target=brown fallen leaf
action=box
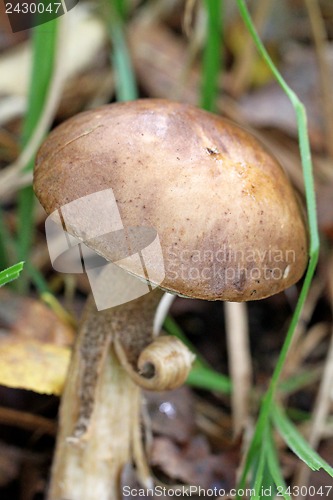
[0,4,112,126]
[317,180,333,240]
[0,290,74,395]
[0,441,21,488]
[0,289,73,345]
[0,440,47,497]
[151,435,228,489]
[239,44,333,150]
[129,20,200,105]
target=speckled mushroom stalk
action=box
[48,288,193,500]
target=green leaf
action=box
[164,315,209,367]
[106,0,138,101]
[201,0,223,112]
[272,404,333,477]
[248,426,278,500]
[266,428,291,500]
[0,262,25,287]
[279,367,322,394]
[250,442,266,500]
[187,364,231,394]
[17,15,59,291]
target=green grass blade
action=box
[286,407,312,423]
[238,242,319,495]
[106,1,138,101]
[200,0,223,112]
[187,364,232,394]
[235,0,319,492]
[25,261,50,294]
[113,0,128,20]
[246,425,289,500]
[272,404,333,476]
[250,433,267,500]
[164,315,209,367]
[20,22,58,151]
[266,427,291,500]
[17,14,58,289]
[0,209,14,269]
[0,262,25,287]
[279,367,322,394]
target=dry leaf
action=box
[239,44,333,149]
[151,435,226,489]
[317,180,333,239]
[0,4,111,125]
[129,21,200,104]
[0,290,74,395]
[0,441,21,487]
[0,339,70,395]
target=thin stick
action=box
[224,301,252,437]
[304,0,333,157]
[153,292,176,335]
[0,406,56,435]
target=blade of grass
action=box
[113,0,128,20]
[234,0,319,495]
[286,407,312,423]
[0,262,24,287]
[266,427,291,500]
[0,209,14,269]
[105,0,138,101]
[249,431,267,500]
[279,366,323,395]
[164,315,209,367]
[187,364,232,394]
[237,262,319,495]
[17,13,58,290]
[200,0,223,112]
[25,261,50,295]
[272,404,333,477]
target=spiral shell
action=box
[115,335,195,391]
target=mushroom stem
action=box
[48,289,165,500]
[48,288,194,499]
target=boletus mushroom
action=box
[34,99,308,500]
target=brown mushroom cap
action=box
[34,99,308,301]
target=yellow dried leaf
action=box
[0,339,70,395]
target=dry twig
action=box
[224,301,252,437]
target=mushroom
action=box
[33,99,308,500]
